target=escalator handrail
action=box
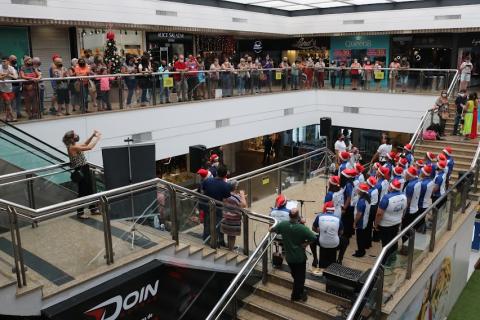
[0,119,68,157]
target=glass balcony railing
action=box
[0,67,458,123]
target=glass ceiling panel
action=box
[222,0,426,11]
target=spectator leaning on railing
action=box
[0,56,18,122]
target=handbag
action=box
[374,71,384,80]
[70,168,83,183]
[422,130,437,140]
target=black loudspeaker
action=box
[189,145,207,173]
[320,117,332,136]
[102,144,156,220]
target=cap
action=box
[210,154,219,162]
[355,163,365,174]
[51,53,60,61]
[404,143,413,152]
[437,160,447,170]
[373,162,381,170]
[323,201,335,213]
[416,159,425,167]
[387,151,397,161]
[422,165,433,176]
[196,168,209,178]
[399,157,408,167]
[406,166,418,177]
[358,183,370,193]
[443,146,453,156]
[339,151,351,161]
[390,179,402,191]
[342,168,357,178]
[437,154,447,162]
[426,152,436,162]
[275,194,287,208]
[378,166,390,178]
[329,176,340,186]
[393,166,404,176]
[367,176,377,187]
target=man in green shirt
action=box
[270,208,317,301]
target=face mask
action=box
[26,62,33,66]
[11,60,17,66]
[56,63,63,67]
[442,94,447,97]
[79,62,86,67]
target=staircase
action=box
[414,102,479,188]
[234,267,350,320]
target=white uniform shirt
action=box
[316,213,341,248]
[377,144,392,162]
[334,140,347,154]
[378,191,407,227]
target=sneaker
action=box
[77,214,89,220]
[352,251,366,258]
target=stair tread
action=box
[237,308,271,320]
[243,294,320,320]
[175,243,190,253]
[253,280,343,317]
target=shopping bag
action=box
[163,77,174,88]
[374,71,384,80]
[275,71,282,80]
[215,89,223,99]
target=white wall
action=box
[16,91,434,166]
[0,0,479,35]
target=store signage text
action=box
[84,280,159,320]
[157,32,185,42]
[253,40,263,53]
[294,37,320,50]
[345,40,372,48]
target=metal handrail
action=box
[233,147,327,182]
[346,162,475,320]
[0,67,459,84]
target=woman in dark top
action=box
[63,129,102,219]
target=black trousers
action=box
[355,228,367,255]
[365,204,378,247]
[320,246,337,268]
[337,235,350,264]
[76,164,96,215]
[342,206,355,239]
[287,260,306,300]
[379,224,400,265]
[401,208,424,244]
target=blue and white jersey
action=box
[344,182,354,208]
[368,187,379,206]
[315,213,342,248]
[446,155,455,177]
[419,177,435,209]
[378,191,407,227]
[426,160,437,179]
[351,176,364,207]
[433,171,446,198]
[333,189,344,218]
[324,191,334,203]
[355,198,371,230]
[270,207,290,222]
[375,177,390,201]
[405,178,421,214]
[405,153,414,166]
[392,175,405,188]
[338,160,352,176]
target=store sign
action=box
[157,32,185,42]
[253,40,263,53]
[294,37,320,50]
[345,39,373,49]
[262,177,270,185]
[42,261,216,320]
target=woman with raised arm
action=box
[63,130,102,219]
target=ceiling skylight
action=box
[222,0,426,11]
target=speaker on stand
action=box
[320,117,332,191]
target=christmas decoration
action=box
[197,35,236,56]
[104,31,122,73]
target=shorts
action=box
[56,88,70,105]
[461,73,471,82]
[0,92,14,102]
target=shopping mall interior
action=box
[0,0,480,319]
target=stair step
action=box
[237,308,271,320]
[242,294,319,320]
[237,255,249,265]
[189,246,204,256]
[214,250,228,261]
[175,243,190,254]
[267,273,350,307]
[251,281,344,319]
[418,140,478,148]
[202,247,217,259]
[415,145,475,156]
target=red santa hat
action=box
[210,154,219,162]
[196,168,209,178]
[443,146,453,156]
[421,165,433,176]
[390,179,402,191]
[367,176,377,187]
[342,168,357,178]
[358,183,370,193]
[329,176,340,186]
[339,151,351,161]
[406,166,418,177]
[404,143,413,152]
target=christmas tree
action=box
[104,31,122,73]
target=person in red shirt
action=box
[173,55,188,102]
[186,55,198,101]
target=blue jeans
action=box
[291,75,299,90]
[159,77,170,103]
[141,88,149,103]
[237,77,245,95]
[124,78,137,105]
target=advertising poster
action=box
[400,257,453,320]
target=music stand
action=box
[124,137,151,249]
[295,199,316,218]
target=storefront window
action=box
[331,35,390,66]
[79,29,144,57]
